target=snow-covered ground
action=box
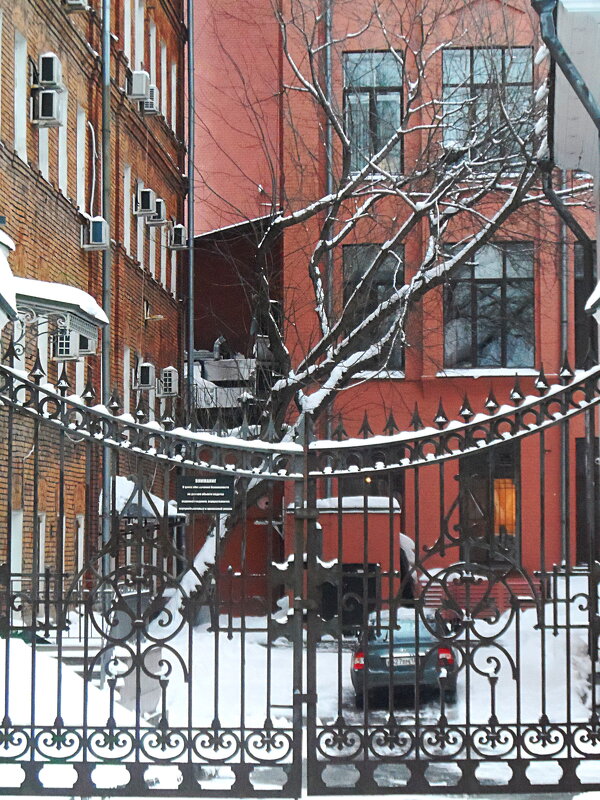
[2,578,600,792]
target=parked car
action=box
[350,608,457,709]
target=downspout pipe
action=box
[101,0,112,561]
[186,0,196,429]
[532,0,600,135]
[324,0,333,450]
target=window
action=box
[134,0,145,70]
[442,47,532,158]
[38,127,49,180]
[58,90,68,195]
[444,242,534,369]
[344,51,402,174]
[123,345,131,413]
[575,241,597,368]
[149,21,156,84]
[170,249,177,296]
[123,0,132,64]
[76,106,86,210]
[170,61,177,131]
[14,31,27,160]
[149,225,156,277]
[342,243,404,371]
[459,440,519,566]
[160,225,167,286]
[123,164,131,255]
[160,42,167,117]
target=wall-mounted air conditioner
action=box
[81,216,109,251]
[63,0,89,10]
[38,53,62,87]
[146,198,166,226]
[52,330,79,361]
[134,362,156,390]
[141,85,159,115]
[126,70,150,101]
[169,223,187,249]
[157,366,179,397]
[134,187,156,216]
[77,333,97,355]
[31,89,63,127]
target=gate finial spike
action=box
[459,393,474,422]
[332,415,348,441]
[384,408,400,436]
[584,346,596,371]
[135,394,146,424]
[211,409,224,437]
[510,376,524,404]
[534,364,549,395]
[358,411,373,439]
[485,387,499,413]
[56,361,71,396]
[434,399,448,429]
[239,406,251,440]
[81,370,96,405]
[559,352,574,383]
[161,398,175,431]
[29,350,46,384]
[263,412,278,443]
[410,403,423,431]
[2,339,17,366]
[108,388,122,415]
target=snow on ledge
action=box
[436,368,539,378]
[14,276,108,325]
[288,495,401,512]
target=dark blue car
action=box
[350,609,457,709]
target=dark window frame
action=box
[459,439,521,568]
[343,51,404,175]
[342,242,405,372]
[574,241,598,369]
[444,241,535,369]
[442,46,533,158]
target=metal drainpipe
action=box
[532,0,600,564]
[101,0,112,580]
[560,170,568,564]
[186,0,196,429]
[324,0,333,457]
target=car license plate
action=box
[387,655,416,666]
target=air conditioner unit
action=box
[32,89,62,127]
[135,362,156,390]
[126,70,150,101]
[134,187,157,216]
[77,333,97,355]
[141,85,160,115]
[81,216,109,251]
[169,223,187,250]
[52,330,79,361]
[38,53,62,87]
[146,198,166,226]
[157,366,179,397]
[63,0,89,10]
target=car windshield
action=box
[366,608,435,642]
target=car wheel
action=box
[355,692,364,710]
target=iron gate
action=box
[1,355,600,795]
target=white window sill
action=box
[353,370,405,380]
[436,368,538,378]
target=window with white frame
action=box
[38,127,49,180]
[160,225,167,286]
[444,242,534,369]
[149,21,156,84]
[123,0,132,64]
[170,61,177,131]
[134,0,145,70]
[76,106,86,210]
[160,42,167,117]
[14,31,27,160]
[170,249,176,296]
[149,225,156,278]
[123,164,131,255]
[343,51,403,174]
[442,47,532,158]
[58,90,68,195]
[123,345,131,413]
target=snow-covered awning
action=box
[14,277,108,330]
[0,231,17,330]
[99,476,182,519]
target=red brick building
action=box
[0,0,186,580]
[192,0,597,591]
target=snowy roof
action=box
[0,231,17,324]
[14,277,109,326]
[99,476,182,518]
